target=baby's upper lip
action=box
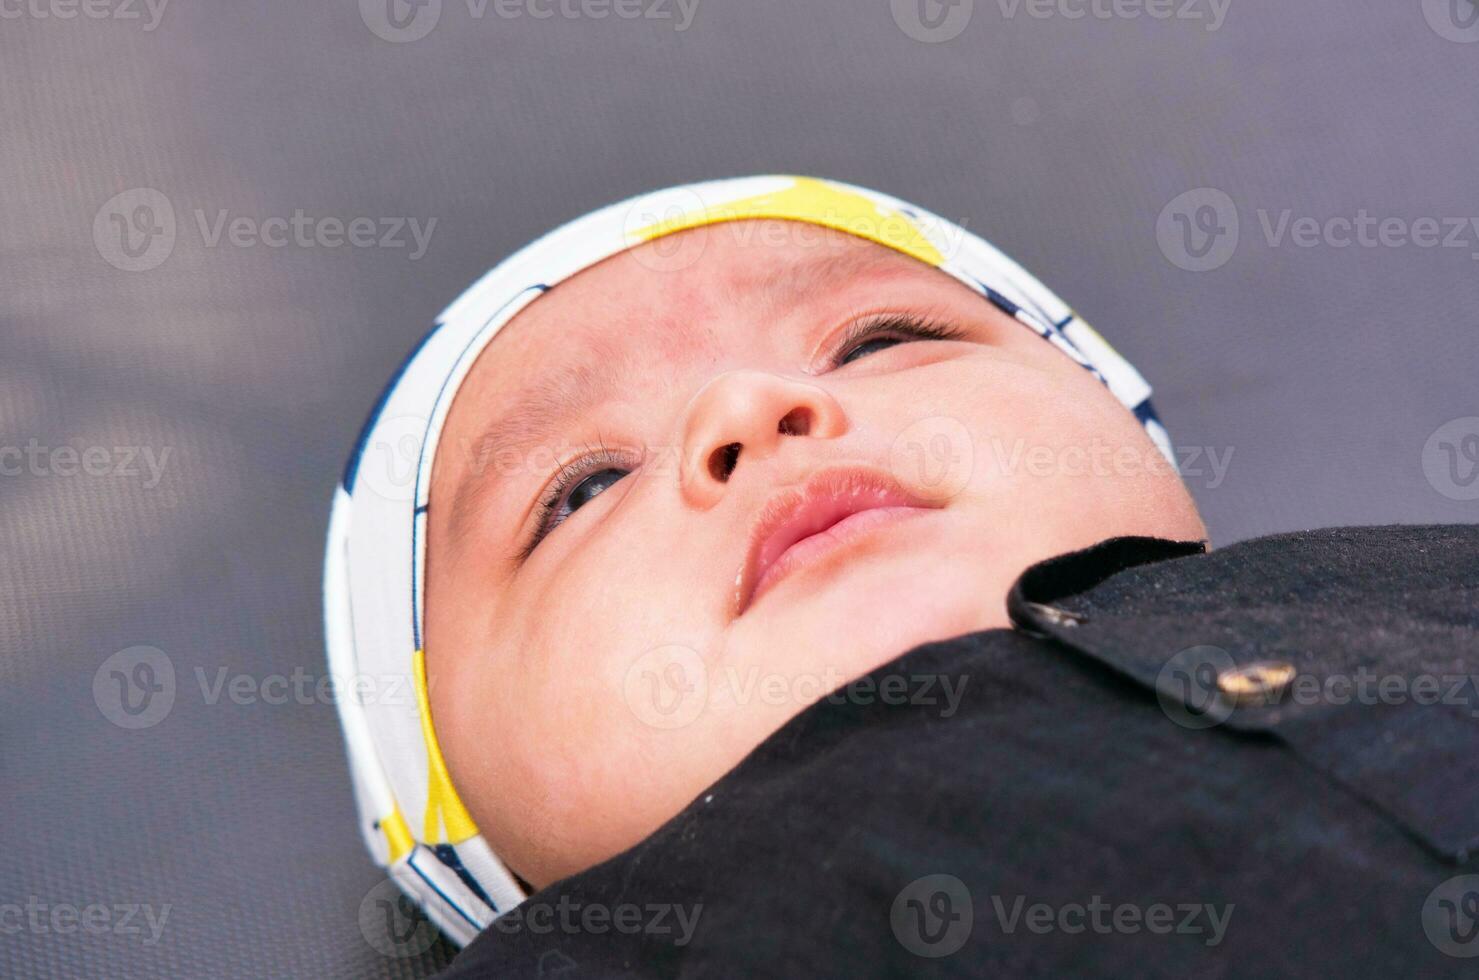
[732,465,939,617]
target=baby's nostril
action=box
[778,408,812,437]
[708,442,741,482]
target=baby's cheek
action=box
[507,588,692,767]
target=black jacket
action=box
[436,524,1479,978]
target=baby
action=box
[323,175,1207,945]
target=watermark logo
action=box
[360,0,443,42]
[892,874,973,957]
[94,187,176,272]
[891,0,974,43]
[538,950,579,974]
[359,878,440,958]
[623,644,709,729]
[359,414,427,503]
[890,415,974,503]
[1422,417,1479,501]
[94,645,176,729]
[1156,187,1239,272]
[1423,0,1479,42]
[620,186,713,273]
[1423,874,1479,957]
[1155,644,1236,729]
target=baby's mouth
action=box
[732,466,940,616]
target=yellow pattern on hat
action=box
[413,649,479,844]
[631,176,946,268]
[380,804,416,864]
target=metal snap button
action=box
[1026,602,1087,628]
[1216,660,1295,705]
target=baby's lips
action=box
[733,464,940,616]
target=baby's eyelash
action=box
[512,439,631,563]
[827,313,969,367]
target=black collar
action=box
[1008,534,1208,637]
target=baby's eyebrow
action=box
[448,347,632,540]
[747,243,911,315]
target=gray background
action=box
[3,0,1477,976]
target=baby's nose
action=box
[678,370,849,509]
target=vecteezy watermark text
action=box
[194,665,421,707]
[991,894,1234,946]
[0,898,171,946]
[623,645,970,730]
[993,0,1229,31]
[360,0,699,43]
[0,0,168,30]
[986,436,1233,489]
[1156,645,1479,730]
[618,192,973,273]
[0,440,171,488]
[193,209,437,260]
[1258,209,1479,259]
[359,876,701,959]
[891,0,1229,43]
[490,896,702,944]
[890,876,1233,958]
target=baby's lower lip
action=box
[746,506,933,611]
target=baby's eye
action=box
[828,314,969,370]
[519,449,633,561]
[835,335,907,366]
[562,468,626,517]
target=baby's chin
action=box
[718,514,1013,698]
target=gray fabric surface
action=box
[2,1,1476,976]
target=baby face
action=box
[424,219,1206,888]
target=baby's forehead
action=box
[487,221,934,367]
